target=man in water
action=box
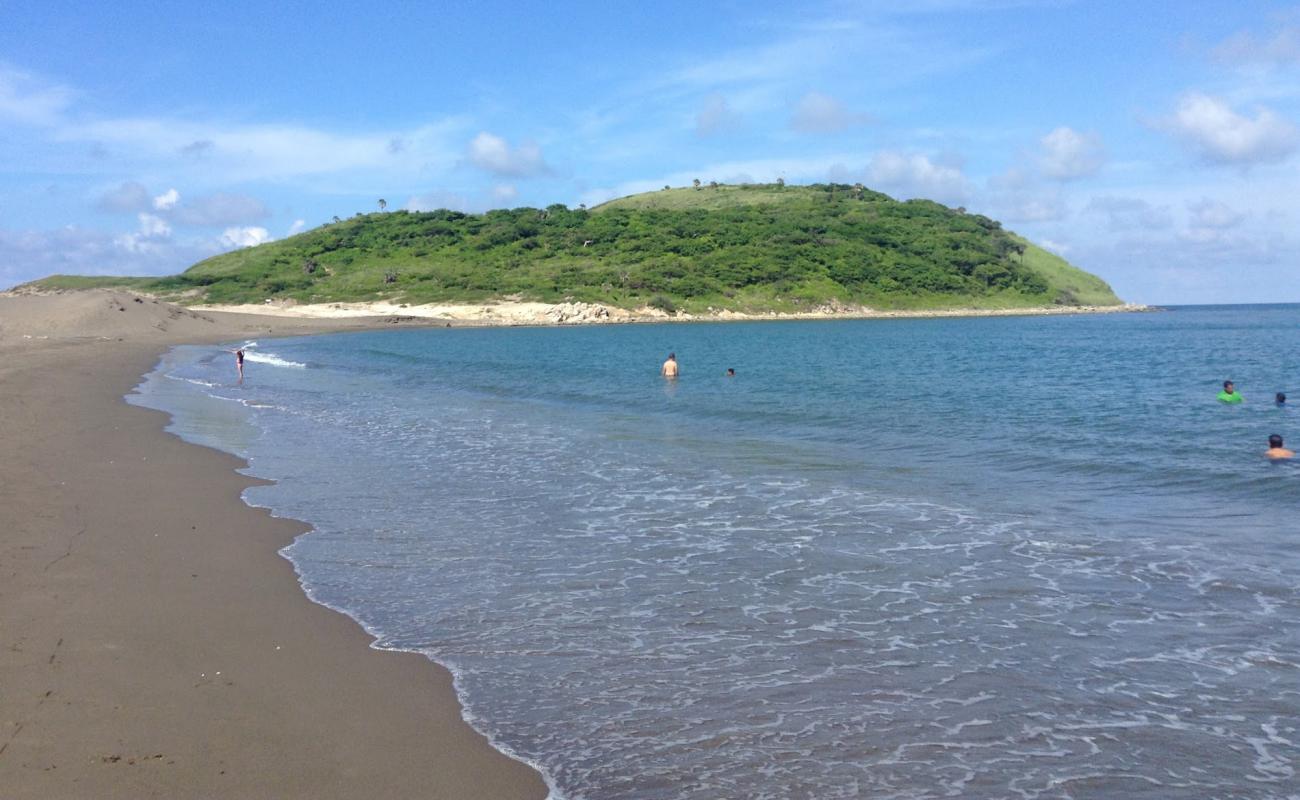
[1266,434,1294,460]
[726,368,735,377]
[1217,380,1243,404]
[661,352,679,378]
[1277,392,1287,407]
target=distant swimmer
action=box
[1266,434,1294,460]
[1277,392,1288,407]
[1217,380,1243,404]
[726,368,735,377]
[661,352,679,379]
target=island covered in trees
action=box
[28,182,1122,312]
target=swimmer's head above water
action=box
[1267,433,1295,459]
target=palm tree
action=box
[332,215,341,224]
[692,178,701,190]
[377,198,387,212]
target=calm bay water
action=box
[131,306,1300,799]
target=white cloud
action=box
[1162,92,1299,165]
[287,219,306,236]
[866,151,971,205]
[114,212,173,254]
[96,181,151,213]
[492,184,519,203]
[1038,126,1105,180]
[1084,196,1173,231]
[790,91,870,133]
[218,226,270,249]
[152,188,180,211]
[1038,238,1070,255]
[695,94,743,137]
[467,132,548,177]
[138,213,171,238]
[0,66,74,126]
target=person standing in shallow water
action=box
[1217,380,1242,404]
[661,352,679,379]
[228,348,245,383]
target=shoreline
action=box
[1,290,547,798]
[195,298,1152,327]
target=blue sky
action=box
[2,0,1299,303]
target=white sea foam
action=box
[242,350,307,369]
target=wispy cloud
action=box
[790,91,871,134]
[695,94,743,137]
[404,190,471,212]
[0,65,74,126]
[1083,195,1172,231]
[96,181,152,213]
[1211,17,1300,66]
[1,65,470,184]
[174,192,270,226]
[985,168,1066,222]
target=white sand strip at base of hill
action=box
[197,299,1151,326]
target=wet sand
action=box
[0,291,547,799]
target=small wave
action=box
[164,374,222,388]
[243,351,307,369]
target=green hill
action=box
[27,183,1122,311]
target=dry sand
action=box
[0,291,547,799]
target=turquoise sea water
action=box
[131,306,1300,799]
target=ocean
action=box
[129,306,1300,799]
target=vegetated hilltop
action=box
[29,183,1121,311]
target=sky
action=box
[2,0,1299,303]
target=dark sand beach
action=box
[0,291,547,799]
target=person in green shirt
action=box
[1217,380,1243,404]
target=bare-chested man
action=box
[661,352,679,378]
[1266,434,1294,460]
